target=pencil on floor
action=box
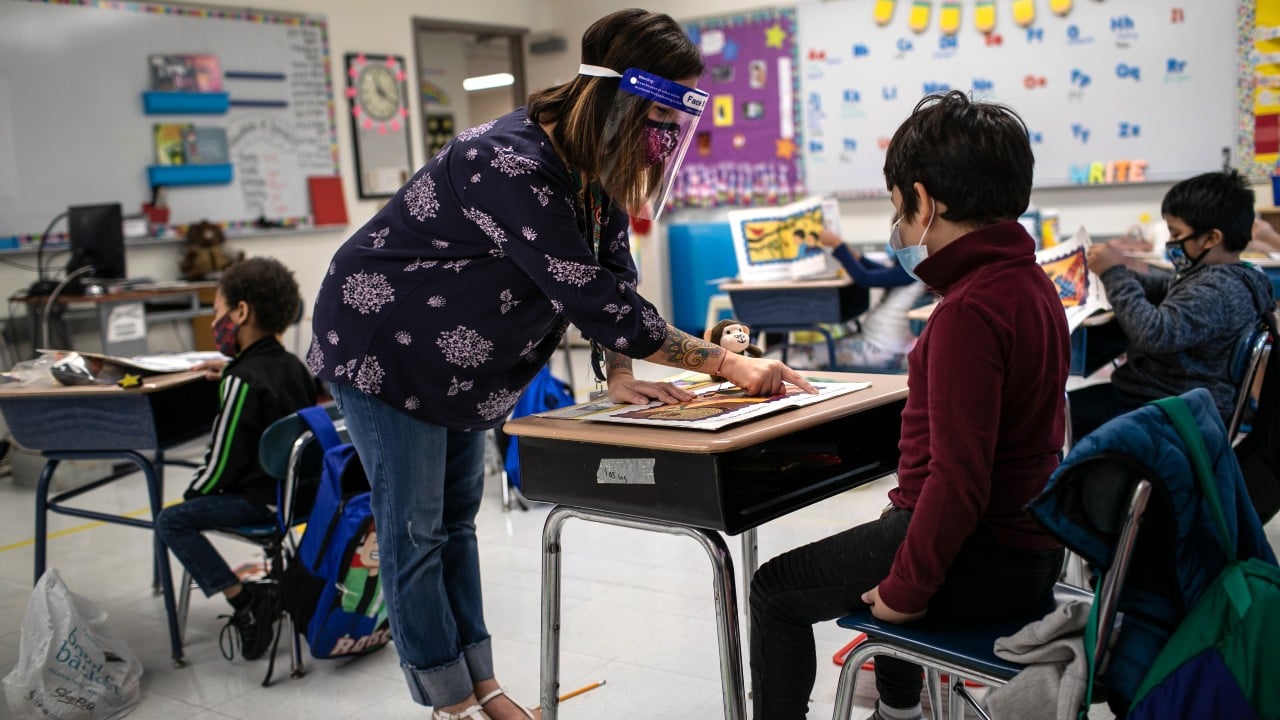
[534,679,607,710]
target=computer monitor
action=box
[66,202,125,282]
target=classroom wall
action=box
[1,0,1266,360]
[0,0,553,356]
[531,0,1272,326]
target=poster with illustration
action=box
[728,195,841,282]
[1035,227,1111,332]
[670,9,804,209]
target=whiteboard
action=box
[796,0,1244,197]
[0,0,338,242]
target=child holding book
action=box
[1072,170,1275,441]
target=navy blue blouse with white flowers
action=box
[309,109,667,430]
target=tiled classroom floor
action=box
[0,440,897,720]
[1,349,1275,719]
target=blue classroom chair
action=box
[832,458,1153,720]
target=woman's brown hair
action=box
[527,9,703,212]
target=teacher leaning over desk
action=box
[308,9,814,720]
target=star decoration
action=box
[117,373,142,389]
[775,138,797,159]
[765,24,786,49]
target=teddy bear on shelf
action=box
[704,319,763,382]
[179,220,243,280]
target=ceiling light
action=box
[463,73,514,91]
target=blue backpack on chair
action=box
[285,406,391,659]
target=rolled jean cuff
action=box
[402,654,474,708]
[462,637,494,684]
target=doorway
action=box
[412,19,528,158]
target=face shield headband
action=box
[579,64,708,222]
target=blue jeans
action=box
[331,382,491,708]
[155,494,275,596]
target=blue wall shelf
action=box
[147,164,233,187]
[141,91,230,114]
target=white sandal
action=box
[478,687,537,719]
[431,704,490,720]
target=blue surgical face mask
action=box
[1163,232,1207,274]
[889,199,936,281]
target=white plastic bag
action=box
[3,569,143,720]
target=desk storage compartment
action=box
[520,439,728,530]
[727,283,869,327]
[519,396,904,535]
[718,399,903,532]
[1,395,158,451]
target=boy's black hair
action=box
[884,90,1034,227]
[1160,170,1254,252]
[219,257,300,335]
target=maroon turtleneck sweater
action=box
[877,220,1070,615]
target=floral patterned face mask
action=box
[213,312,240,357]
[642,119,681,166]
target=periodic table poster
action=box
[669,10,805,210]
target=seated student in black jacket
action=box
[156,257,317,661]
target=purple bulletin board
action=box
[670,9,804,211]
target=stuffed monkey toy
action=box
[703,319,763,381]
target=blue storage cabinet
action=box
[667,223,739,337]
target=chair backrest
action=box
[259,402,346,531]
[1227,319,1273,443]
[1055,458,1153,678]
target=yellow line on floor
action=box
[0,499,181,554]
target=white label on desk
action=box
[596,458,656,485]
[106,302,147,343]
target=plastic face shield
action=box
[586,65,708,221]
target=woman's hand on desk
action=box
[861,584,927,624]
[720,353,818,396]
[191,359,227,381]
[606,376,695,406]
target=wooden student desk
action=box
[504,372,908,720]
[0,370,220,665]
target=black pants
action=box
[749,507,1063,719]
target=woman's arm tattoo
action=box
[604,350,632,376]
[659,325,719,370]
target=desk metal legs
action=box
[541,506,747,720]
[34,450,186,667]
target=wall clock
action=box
[345,53,413,198]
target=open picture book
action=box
[535,374,871,431]
[727,195,844,283]
[1035,226,1112,333]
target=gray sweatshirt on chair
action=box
[1101,261,1274,422]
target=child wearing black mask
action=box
[156,257,316,662]
[1073,170,1275,441]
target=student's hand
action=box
[720,353,817,396]
[861,584,926,624]
[1086,243,1123,275]
[191,359,227,381]
[1252,217,1280,252]
[607,376,695,405]
[817,228,845,250]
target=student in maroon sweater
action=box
[749,91,1070,720]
